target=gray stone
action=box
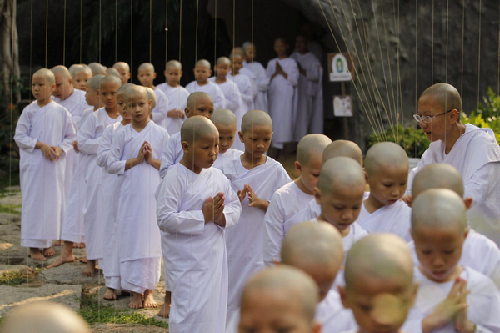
[0,284,82,317]
[41,261,106,285]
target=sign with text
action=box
[327,53,354,82]
[333,95,353,117]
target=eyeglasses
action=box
[413,109,453,124]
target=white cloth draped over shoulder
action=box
[228,72,255,112]
[219,156,291,326]
[266,58,299,149]
[243,60,269,112]
[403,267,500,333]
[186,81,227,110]
[53,89,90,129]
[290,52,323,140]
[14,101,76,248]
[150,88,169,130]
[262,181,314,266]
[156,84,189,135]
[159,132,182,178]
[356,200,412,242]
[407,125,500,245]
[78,108,121,261]
[213,149,243,170]
[156,164,241,333]
[316,290,357,333]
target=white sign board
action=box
[333,96,352,117]
[330,54,352,82]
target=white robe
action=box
[107,121,169,293]
[403,266,500,333]
[408,229,500,290]
[156,84,189,135]
[14,101,76,248]
[96,122,124,290]
[228,73,254,112]
[219,156,291,325]
[156,164,241,333]
[151,87,169,131]
[243,60,269,112]
[209,78,245,152]
[266,58,299,148]
[213,149,243,170]
[316,290,357,333]
[159,132,182,178]
[186,81,226,110]
[290,52,323,140]
[53,89,90,129]
[407,125,500,245]
[78,108,121,260]
[356,200,412,242]
[262,181,315,266]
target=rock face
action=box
[283,0,500,145]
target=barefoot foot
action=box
[144,290,157,308]
[43,247,56,257]
[82,260,96,277]
[47,253,75,269]
[128,292,144,309]
[52,240,62,246]
[80,255,87,263]
[157,302,170,318]
[103,288,117,300]
[75,242,86,248]
[29,248,46,261]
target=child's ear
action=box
[192,68,196,75]
[164,70,168,77]
[463,197,473,209]
[238,131,244,143]
[153,73,157,79]
[179,70,183,78]
[464,227,470,240]
[364,170,369,183]
[127,72,131,79]
[313,187,321,204]
[96,89,99,96]
[208,69,212,75]
[294,161,303,175]
[184,108,191,118]
[181,141,189,151]
[337,285,350,309]
[312,322,322,333]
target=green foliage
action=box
[79,297,168,328]
[462,87,500,143]
[367,124,430,158]
[0,269,37,285]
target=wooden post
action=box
[341,82,348,139]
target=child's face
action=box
[216,63,230,79]
[72,72,90,91]
[52,73,73,100]
[216,123,237,154]
[412,226,466,283]
[239,125,273,159]
[193,65,211,83]
[185,98,214,119]
[239,288,319,333]
[126,92,151,122]
[84,85,100,108]
[165,67,182,86]
[185,133,219,170]
[316,185,364,233]
[367,164,408,206]
[31,75,55,102]
[231,57,243,74]
[100,81,120,109]
[116,92,131,119]
[296,153,323,193]
[340,277,416,333]
[295,36,308,54]
[137,68,156,87]
[274,40,288,57]
[115,67,130,85]
[245,46,256,61]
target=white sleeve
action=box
[263,192,285,266]
[214,85,227,109]
[14,108,37,152]
[59,110,77,153]
[464,163,493,208]
[257,66,270,92]
[77,114,99,155]
[97,126,113,168]
[106,129,126,175]
[287,62,299,87]
[159,136,177,178]
[221,176,242,229]
[239,78,254,104]
[307,59,322,83]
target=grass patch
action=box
[0,204,21,214]
[79,296,168,328]
[0,269,37,285]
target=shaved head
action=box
[297,134,332,165]
[241,109,272,134]
[86,74,104,92]
[117,82,135,94]
[88,62,105,76]
[242,42,255,52]
[420,83,462,115]
[166,60,182,70]
[282,221,343,271]
[241,266,318,324]
[344,234,413,291]
[322,140,362,165]
[72,66,91,78]
[365,142,408,176]
[181,116,218,144]
[33,68,55,85]
[231,47,244,56]
[0,301,91,333]
[68,64,83,75]
[106,67,120,78]
[51,65,71,80]
[124,85,147,101]
[413,164,464,199]
[229,52,243,61]
[412,189,467,234]
[211,108,237,126]
[318,157,365,195]
[187,92,212,110]
[145,88,157,108]
[138,63,155,72]
[100,75,122,88]
[195,59,211,70]
[112,62,130,71]
[217,57,231,65]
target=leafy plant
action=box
[367,124,430,158]
[475,87,500,119]
[461,88,500,143]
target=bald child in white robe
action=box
[242,42,269,112]
[263,134,331,266]
[281,222,357,333]
[407,164,500,289]
[186,59,226,110]
[211,108,243,170]
[219,110,291,326]
[156,116,241,333]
